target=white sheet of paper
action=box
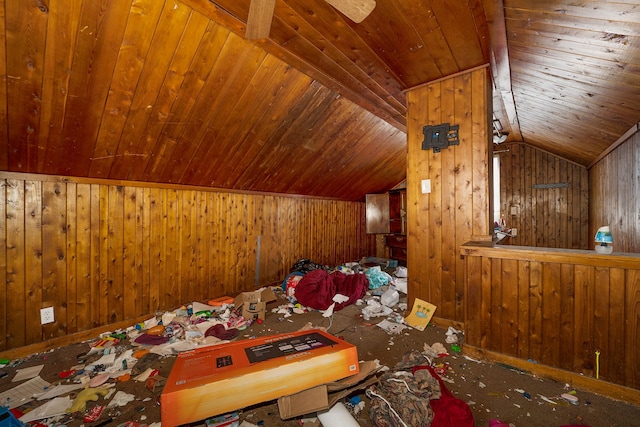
[0,376,51,409]
[19,396,72,423]
[36,383,84,401]
[12,364,44,382]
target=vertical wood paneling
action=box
[463,246,640,390]
[498,143,589,249]
[0,181,7,350]
[590,130,640,253]
[0,173,374,352]
[406,66,491,323]
[24,181,42,343]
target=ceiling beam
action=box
[484,0,522,142]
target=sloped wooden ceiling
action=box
[1,0,639,201]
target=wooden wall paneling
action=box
[148,187,162,312]
[24,181,43,344]
[137,187,150,317]
[0,1,7,170]
[490,258,502,353]
[528,261,543,362]
[454,74,473,320]
[427,82,443,312]
[98,185,110,324]
[608,268,626,385]
[89,184,101,328]
[75,183,92,331]
[470,69,491,239]
[573,264,595,376]
[440,77,457,319]
[625,269,640,388]
[5,180,26,348]
[65,183,78,334]
[541,262,561,367]
[480,256,492,349]
[166,189,181,305]
[0,181,6,350]
[500,258,519,356]
[123,187,137,319]
[107,186,125,324]
[516,260,530,359]
[593,267,610,381]
[195,191,207,299]
[464,255,482,347]
[462,245,640,391]
[559,264,575,371]
[42,181,67,339]
[523,142,533,246]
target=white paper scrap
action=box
[12,364,44,382]
[0,376,51,409]
[19,396,72,423]
[36,383,84,401]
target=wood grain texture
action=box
[0,172,375,353]
[406,66,492,323]
[462,243,640,390]
[589,129,640,254]
[497,142,589,249]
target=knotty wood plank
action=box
[440,77,456,319]
[0,3,7,170]
[65,183,77,334]
[55,0,131,176]
[465,256,483,347]
[480,256,492,349]
[107,186,125,324]
[528,261,543,362]
[136,187,148,317]
[427,81,443,311]
[501,258,519,356]
[41,182,67,339]
[76,183,93,331]
[5,0,47,171]
[559,263,575,371]
[593,267,610,380]
[24,181,42,344]
[89,0,165,179]
[470,68,490,239]
[39,0,82,174]
[541,263,561,367]
[0,181,6,350]
[625,269,640,388]
[123,187,137,319]
[517,260,530,359]
[608,268,626,385]
[113,2,200,180]
[148,187,163,311]
[490,258,503,353]
[165,189,181,307]
[98,185,110,325]
[90,184,101,328]
[573,264,594,376]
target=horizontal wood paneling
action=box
[462,243,640,390]
[589,128,640,254]
[0,172,375,352]
[497,143,589,249]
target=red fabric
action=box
[413,365,475,427]
[294,269,368,311]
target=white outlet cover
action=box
[421,179,431,194]
[40,307,54,325]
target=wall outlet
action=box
[511,228,517,237]
[40,307,55,325]
[421,179,431,194]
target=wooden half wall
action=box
[405,66,492,322]
[461,243,640,395]
[0,172,375,353]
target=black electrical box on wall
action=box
[422,123,459,152]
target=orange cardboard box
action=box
[160,329,359,427]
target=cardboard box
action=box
[277,360,380,419]
[161,329,359,427]
[233,287,277,320]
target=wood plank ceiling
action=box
[1,0,639,201]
